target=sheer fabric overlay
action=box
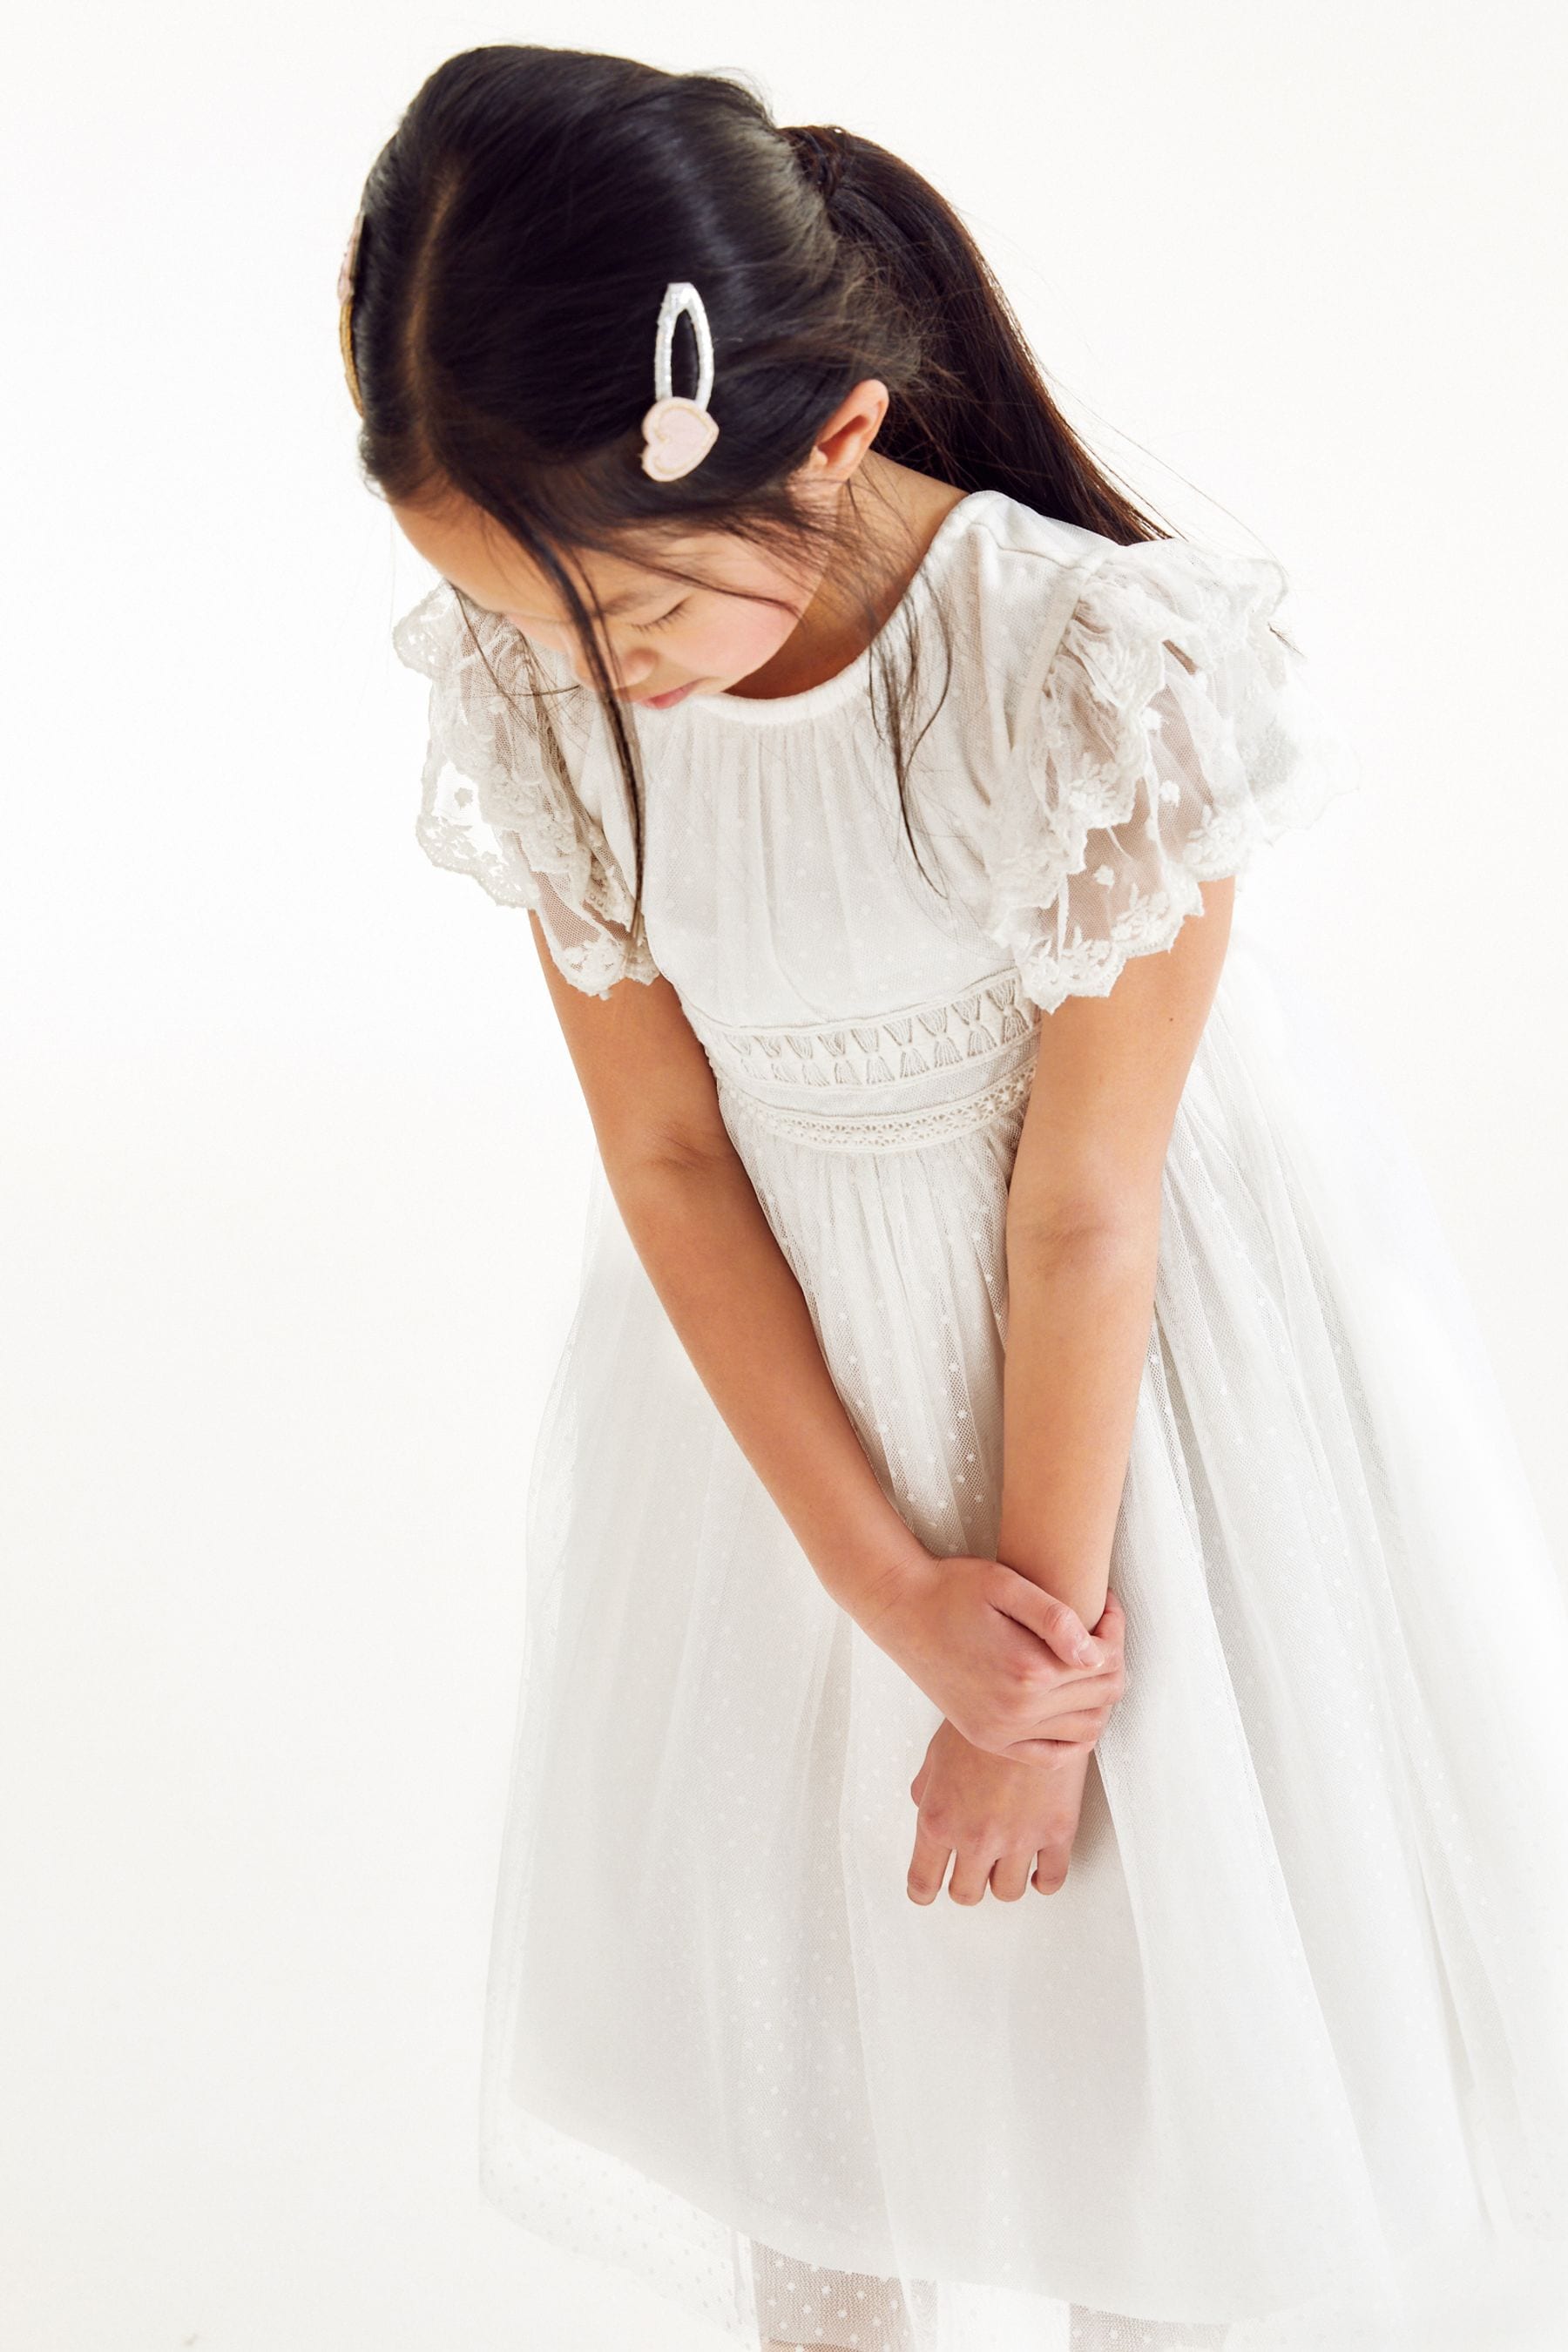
[984,538,1359,1012]
[394,493,1568,2349]
[391,585,657,996]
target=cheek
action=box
[689,601,798,672]
[507,601,801,680]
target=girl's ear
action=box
[801,379,892,486]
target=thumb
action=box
[1092,1588,1126,1645]
[993,1571,1102,1668]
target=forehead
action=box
[391,494,729,623]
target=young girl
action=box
[338,44,1568,2352]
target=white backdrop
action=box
[3,7,1565,2349]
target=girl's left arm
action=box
[904,877,1239,1904]
[996,875,1238,1634]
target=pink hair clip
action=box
[337,206,365,307]
[640,281,720,482]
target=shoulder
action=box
[923,497,1361,1010]
[392,578,657,999]
[952,488,1110,572]
[941,491,1112,685]
[948,492,1301,717]
[934,494,1279,769]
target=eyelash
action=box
[644,601,688,633]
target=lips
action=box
[633,680,699,709]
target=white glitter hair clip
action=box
[336,205,364,305]
[640,280,720,481]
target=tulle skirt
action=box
[474,914,1568,2350]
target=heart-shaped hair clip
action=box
[640,281,720,482]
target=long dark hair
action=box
[345,45,1172,937]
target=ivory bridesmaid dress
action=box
[393,490,1568,2350]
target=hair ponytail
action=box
[776,123,1161,542]
[348,50,1172,940]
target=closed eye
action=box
[644,601,688,632]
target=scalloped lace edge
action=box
[985,543,1361,1013]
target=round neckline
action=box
[687,489,997,727]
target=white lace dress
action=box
[393,491,1568,2352]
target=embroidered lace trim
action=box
[985,538,1361,1014]
[391,579,659,999]
[685,967,1040,1091]
[715,1059,1037,1155]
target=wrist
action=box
[995,1525,1111,1637]
[813,1513,932,1632]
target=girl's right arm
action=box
[529,917,1123,1761]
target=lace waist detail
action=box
[684,967,1039,1090]
[715,1058,1037,1154]
[688,966,1042,1156]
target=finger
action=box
[1037,1667,1121,1713]
[946,1846,995,1906]
[1032,1846,1071,1896]
[992,1575,1105,1669]
[906,1825,952,1905]
[1028,1706,1111,1743]
[1006,1733,1097,1767]
[1092,1588,1126,1641]
[1024,1657,1124,1724]
[990,1850,1033,1903]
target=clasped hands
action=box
[855,1549,1126,1909]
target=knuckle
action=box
[1017,1668,1051,1713]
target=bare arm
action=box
[529,913,1113,1755]
[997,877,1238,1631]
[528,913,925,1625]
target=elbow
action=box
[600,1121,742,1215]
[1004,1190,1162,1269]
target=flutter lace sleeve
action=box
[391,579,659,1000]
[983,538,1360,1013]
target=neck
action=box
[736,457,966,700]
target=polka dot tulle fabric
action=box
[395,493,1568,2348]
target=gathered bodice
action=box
[392,485,1360,1158]
[679,964,1043,1155]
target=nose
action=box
[571,650,658,694]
